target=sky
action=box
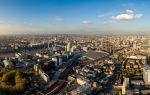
[0,0,149,35]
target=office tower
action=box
[143,66,150,84]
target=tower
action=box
[143,66,150,84]
[67,42,72,52]
[48,41,50,50]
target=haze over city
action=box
[1,0,150,95]
[0,0,149,35]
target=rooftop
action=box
[83,51,109,60]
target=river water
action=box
[0,48,48,58]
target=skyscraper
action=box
[67,42,72,52]
[143,66,150,84]
[48,41,50,50]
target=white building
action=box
[122,78,129,95]
[35,52,43,57]
[34,64,50,83]
[82,47,88,52]
[133,41,137,49]
[143,66,150,84]
[128,55,147,64]
[15,53,22,58]
[3,59,13,68]
[52,56,63,67]
[48,41,50,50]
[71,45,76,52]
[67,42,72,52]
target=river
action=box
[0,48,48,58]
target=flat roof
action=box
[83,51,109,60]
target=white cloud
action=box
[97,12,115,18]
[112,10,143,21]
[82,20,92,24]
[55,16,64,22]
[126,9,134,14]
[112,14,134,21]
[135,14,143,18]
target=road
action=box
[44,53,81,95]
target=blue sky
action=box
[0,0,149,35]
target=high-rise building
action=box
[67,42,72,52]
[143,66,150,84]
[71,45,76,52]
[48,41,50,50]
[122,78,129,95]
[133,41,137,49]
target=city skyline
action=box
[0,0,149,35]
